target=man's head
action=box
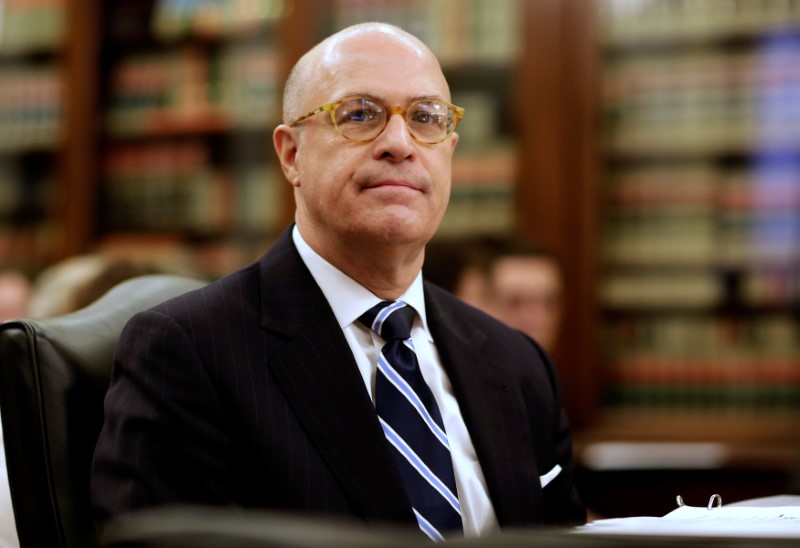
[273,23,460,273]
[489,245,564,353]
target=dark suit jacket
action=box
[91,225,584,533]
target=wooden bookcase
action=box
[517,0,799,440]
[588,0,800,436]
[575,0,800,517]
[85,0,296,276]
[0,0,72,273]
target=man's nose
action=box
[373,113,415,160]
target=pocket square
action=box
[539,464,562,488]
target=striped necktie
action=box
[359,300,463,541]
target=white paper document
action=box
[577,504,800,538]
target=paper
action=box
[576,504,800,538]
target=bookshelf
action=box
[556,4,800,517]
[594,0,800,435]
[0,0,68,273]
[542,0,800,517]
[94,0,293,276]
[489,0,800,513]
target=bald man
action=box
[91,23,584,540]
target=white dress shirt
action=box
[292,225,498,537]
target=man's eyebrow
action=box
[337,92,447,104]
[411,94,448,103]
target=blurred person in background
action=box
[423,236,497,315]
[488,241,564,354]
[424,237,564,354]
[0,270,31,323]
[27,255,167,318]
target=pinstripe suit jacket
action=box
[91,225,584,532]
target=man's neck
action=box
[297,224,424,300]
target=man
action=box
[91,23,584,541]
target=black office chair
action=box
[0,274,207,548]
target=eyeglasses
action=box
[289,96,465,144]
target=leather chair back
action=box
[0,274,206,548]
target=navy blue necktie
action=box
[359,300,463,541]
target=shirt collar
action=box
[292,225,431,338]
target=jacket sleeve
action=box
[90,308,234,527]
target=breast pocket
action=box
[539,464,562,488]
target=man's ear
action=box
[273,124,301,187]
[449,131,460,153]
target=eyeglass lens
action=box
[334,98,455,143]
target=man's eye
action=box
[343,108,379,123]
[412,111,440,125]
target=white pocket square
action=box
[539,464,562,488]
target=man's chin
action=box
[369,211,441,244]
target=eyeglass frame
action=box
[288,96,465,145]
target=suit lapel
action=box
[256,228,414,524]
[424,285,543,526]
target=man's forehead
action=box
[319,25,426,64]
[312,40,448,102]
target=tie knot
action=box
[359,300,415,340]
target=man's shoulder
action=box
[149,262,261,317]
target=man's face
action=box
[492,256,564,352]
[286,31,458,253]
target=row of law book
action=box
[608,163,800,211]
[0,0,65,54]
[151,0,288,40]
[604,160,800,269]
[604,50,799,96]
[601,0,800,45]
[102,142,283,235]
[605,312,800,362]
[604,353,800,415]
[600,265,800,308]
[439,149,516,237]
[332,0,521,66]
[0,65,62,151]
[605,45,800,154]
[106,45,279,136]
[602,213,800,269]
[603,379,800,413]
[438,188,514,237]
[607,107,800,155]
